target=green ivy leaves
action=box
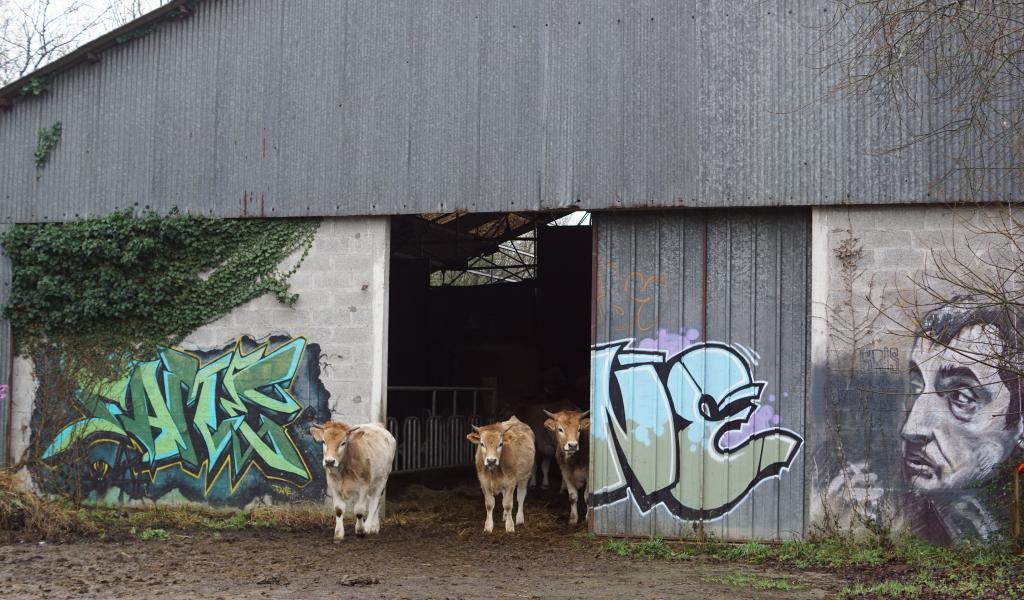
[1,210,318,368]
[34,122,62,169]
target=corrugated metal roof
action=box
[0,0,1015,223]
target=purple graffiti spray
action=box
[0,384,7,403]
[636,327,702,356]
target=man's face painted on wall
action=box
[902,324,1022,492]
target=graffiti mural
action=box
[592,338,803,520]
[824,298,1024,544]
[31,335,330,506]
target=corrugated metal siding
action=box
[0,224,11,466]
[591,209,808,540]
[0,0,1006,224]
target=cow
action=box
[543,409,590,525]
[516,399,580,489]
[466,416,536,533]
[309,420,397,541]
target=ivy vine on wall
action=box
[1,209,318,373]
[34,121,62,168]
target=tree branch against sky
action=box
[0,0,168,86]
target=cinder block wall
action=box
[7,217,389,507]
[180,217,389,425]
[808,205,1019,544]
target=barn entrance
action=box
[386,211,592,488]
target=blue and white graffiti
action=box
[591,339,803,520]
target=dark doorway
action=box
[386,211,592,480]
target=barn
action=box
[0,0,1020,545]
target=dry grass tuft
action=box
[0,469,88,540]
[250,503,332,531]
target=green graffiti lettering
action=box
[43,338,313,493]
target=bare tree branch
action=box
[823,1,1024,196]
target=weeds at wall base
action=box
[1,472,336,542]
[602,535,1024,600]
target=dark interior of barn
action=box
[387,211,591,486]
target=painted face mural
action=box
[31,335,330,506]
[591,339,803,520]
[904,324,1021,492]
[825,298,1024,544]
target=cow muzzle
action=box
[564,442,579,454]
[485,457,499,468]
[323,458,337,468]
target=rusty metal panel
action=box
[591,209,808,541]
[0,0,1010,224]
[0,224,11,466]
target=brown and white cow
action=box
[309,421,397,541]
[517,399,580,489]
[543,409,590,525]
[466,416,536,533]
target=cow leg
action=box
[483,487,496,533]
[333,498,347,541]
[565,478,579,525]
[528,460,538,489]
[540,457,551,489]
[502,484,516,533]
[515,479,528,526]
[365,480,386,535]
[353,489,369,537]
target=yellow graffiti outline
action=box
[44,337,315,496]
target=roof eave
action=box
[0,0,197,105]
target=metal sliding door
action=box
[591,209,808,540]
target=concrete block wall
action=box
[7,216,389,506]
[809,205,1021,544]
[180,216,389,425]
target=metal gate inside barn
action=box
[590,209,808,540]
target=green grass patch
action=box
[139,528,169,541]
[840,581,919,598]
[604,534,1024,600]
[605,537,694,559]
[703,573,807,591]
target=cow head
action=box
[309,421,361,470]
[544,409,590,456]
[466,423,514,469]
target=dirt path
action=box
[0,483,852,599]
[0,528,848,600]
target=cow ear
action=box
[544,418,557,431]
[309,426,324,442]
[581,418,591,431]
[466,432,480,444]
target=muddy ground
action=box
[0,482,850,600]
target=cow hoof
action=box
[356,531,366,538]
